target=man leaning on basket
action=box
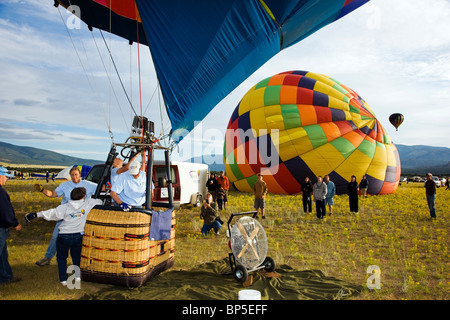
[25,187,102,286]
[110,160,150,211]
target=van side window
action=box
[155,167,177,184]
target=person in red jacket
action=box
[0,167,22,285]
[216,171,229,210]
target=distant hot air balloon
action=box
[389,113,404,131]
[224,71,401,195]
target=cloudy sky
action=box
[0,0,449,163]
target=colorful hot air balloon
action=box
[224,71,401,195]
[389,113,404,131]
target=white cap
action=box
[129,160,141,175]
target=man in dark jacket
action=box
[206,173,219,201]
[301,177,313,213]
[0,167,22,285]
[424,173,437,219]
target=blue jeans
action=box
[56,233,83,282]
[0,228,13,284]
[201,221,222,236]
[45,220,62,259]
[426,194,436,219]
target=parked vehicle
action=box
[85,161,209,208]
[152,160,208,208]
[432,176,441,187]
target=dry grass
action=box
[1,179,448,300]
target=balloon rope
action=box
[136,19,146,170]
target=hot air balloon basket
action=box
[80,206,175,288]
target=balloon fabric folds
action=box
[55,0,369,142]
[224,71,401,195]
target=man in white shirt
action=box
[110,160,148,210]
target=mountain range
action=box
[0,141,101,167]
[1,141,449,175]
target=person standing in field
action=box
[424,173,437,220]
[301,177,313,214]
[324,175,335,216]
[313,176,327,219]
[359,175,369,198]
[33,166,98,266]
[348,175,359,213]
[253,174,268,219]
[0,167,22,285]
[206,172,219,201]
[216,171,229,210]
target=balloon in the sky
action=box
[224,71,401,195]
[55,0,370,142]
[389,113,404,131]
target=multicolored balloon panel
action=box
[224,71,401,195]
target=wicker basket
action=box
[80,206,175,288]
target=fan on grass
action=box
[229,216,275,282]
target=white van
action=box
[152,160,209,208]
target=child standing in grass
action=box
[25,187,102,286]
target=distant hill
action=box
[1,141,448,175]
[396,144,450,175]
[188,144,450,175]
[0,141,102,167]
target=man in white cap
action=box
[0,167,22,284]
[110,160,147,210]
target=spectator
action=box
[253,174,268,219]
[206,173,219,201]
[0,167,22,285]
[301,177,313,213]
[359,175,369,198]
[200,193,221,236]
[216,187,225,211]
[313,176,327,219]
[216,171,229,210]
[34,166,97,266]
[348,175,359,213]
[424,173,437,220]
[324,175,335,216]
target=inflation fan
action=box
[227,212,275,283]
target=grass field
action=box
[1,179,448,300]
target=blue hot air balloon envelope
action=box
[55,0,370,142]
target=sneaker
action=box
[262,215,266,219]
[36,257,51,266]
[61,281,67,286]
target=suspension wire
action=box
[91,31,131,135]
[56,6,113,138]
[99,30,138,118]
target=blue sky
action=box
[0,0,449,162]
